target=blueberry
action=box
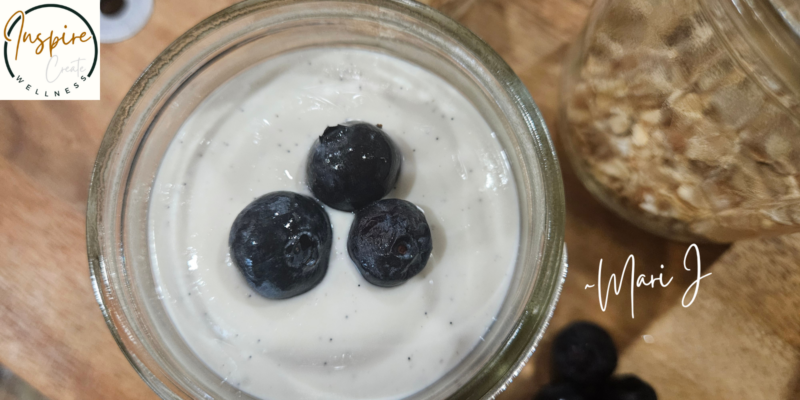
[533,383,586,400]
[601,375,657,400]
[347,199,432,287]
[552,322,618,385]
[306,122,401,211]
[229,192,332,299]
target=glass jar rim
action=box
[87,0,567,398]
[703,0,800,108]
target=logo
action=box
[1,1,99,100]
[584,244,712,319]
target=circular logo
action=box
[3,4,98,98]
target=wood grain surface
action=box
[1,0,794,399]
[616,233,800,399]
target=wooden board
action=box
[615,233,800,399]
[4,0,790,399]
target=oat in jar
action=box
[560,0,800,242]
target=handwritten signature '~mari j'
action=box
[584,244,712,318]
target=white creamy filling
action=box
[149,48,520,400]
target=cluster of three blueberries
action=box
[229,122,433,299]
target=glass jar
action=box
[560,0,800,242]
[86,0,567,399]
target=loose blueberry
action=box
[306,122,402,211]
[533,383,585,400]
[552,321,618,385]
[601,375,657,400]
[229,191,332,299]
[347,199,432,287]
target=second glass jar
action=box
[560,0,800,242]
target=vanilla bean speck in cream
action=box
[149,48,520,400]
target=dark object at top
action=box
[306,122,401,211]
[101,0,126,15]
[348,199,432,287]
[228,192,332,299]
[552,321,618,385]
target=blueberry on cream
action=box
[229,191,332,299]
[307,122,401,212]
[348,199,432,287]
[149,49,519,400]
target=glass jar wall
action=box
[560,0,800,242]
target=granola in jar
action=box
[560,0,800,242]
